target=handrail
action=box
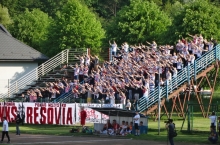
[53,91,73,103]
[3,49,68,98]
[2,48,87,99]
[139,44,220,112]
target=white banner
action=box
[0,102,123,125]
[75,103,123,124]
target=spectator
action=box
[133,111,140,136]
[208,126,218,144]
[126,99,131,110]
[209,111,217,128]
[80,107,87,128]
[109,40,117,56]
[101,120,112,134]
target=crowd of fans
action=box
[21,34,218,107]
[97,120,145,136]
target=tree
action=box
[38,0,68,18]
[45,0,105,57]
[0,0,18,17]
[0,4,12,28]
[9,9,52,52]
[170,0,220,42]
[107,0,171,44]
[81,0,130,19]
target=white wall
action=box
[0,62,38,96]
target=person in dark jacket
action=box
[15,111,21,135]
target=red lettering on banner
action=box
[40,107,46,124]
[5,107,10,121]
[48,103,60,108]
[35,103,40,107]
[41,103,46,107]
[27,107,33,124]
[47,108,53,124]
[11,106,17,122]
[5,102,15,106]
[66,108,72,124]
[48,104,53,108]
[62,107,65,125]
[34,107,39,124]
[55,108,60,124]
[0,107,4,121]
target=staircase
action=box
[1,48,88,101]
[139,44,220,114]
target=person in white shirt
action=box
[133,111,140,136]
[209,111,217,127]
[1,117,10,143]
[123,42,129,53]
[126,99,131,110]
[109,40,117,56]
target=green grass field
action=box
[6,117,215,144]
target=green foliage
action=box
[38,0,68,18]
[0,4,12,28]
[9,9,52,52]
[0,0,18,16]
[45,0,105,57]
[169,0,220,42]
[107,0,171,44]
[82,0,130,19]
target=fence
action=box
[139,44,220,112]
[0,48,88,99]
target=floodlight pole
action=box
[158,64,161,135]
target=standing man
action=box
[109,40,117,61]
[133,111,140,136]
[1,117,10,143]
[16,111,21,135]
[80,107,87,128]
[209,111,217,129]
[166,119,175,145]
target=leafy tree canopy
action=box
[9,9,52,52]
[170,0,220,42]
[44,0,105,57]
[107,0,171,44]
[0,4,12,28]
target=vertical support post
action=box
[166,80,168,98]
[187,65,190,84]
[8,79,10,99]
[194,61,197,83]
[61,51,64,64]
[109,47,112,62]
[191,105,193,131]
[21,100,24,125]
[215,46,217,60]
[66,49,69,65]
[187,104,190,132]
[158,68,161,135]
[16,81,18,93]
[42,64,44,76]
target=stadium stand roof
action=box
[0,24,49,62]
[89,107,147,118]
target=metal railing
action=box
[139,44,220,112]
[1,48,88,99]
